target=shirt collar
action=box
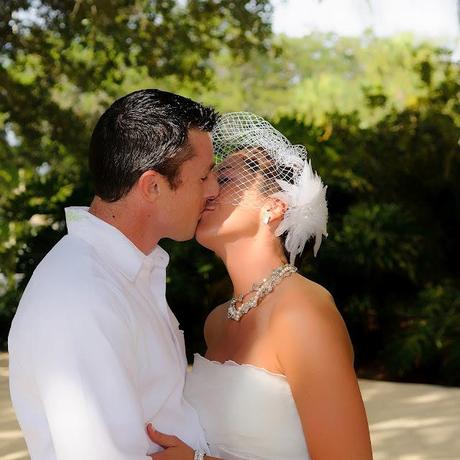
[65,206,169,282]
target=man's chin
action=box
[194,223,211,248]
[195,215,209,235]
[169,226,197,243]
[194,232,212,250]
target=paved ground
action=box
[1,352,459,460]
[0,354,28,460]
[359,379,460,459]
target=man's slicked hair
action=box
[89,89,218,202]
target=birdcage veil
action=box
[212,112,328,263]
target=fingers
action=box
[146,423,156,443]
[146,423,180,448]
[150,453,166,460]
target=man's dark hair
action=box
[89,89,218,202]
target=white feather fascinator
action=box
[212,112,328,263]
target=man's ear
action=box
[137,170,161,203]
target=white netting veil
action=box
[212,112,328,264]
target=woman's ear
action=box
[260,198,288,225]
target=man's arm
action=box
[32,285,151,459]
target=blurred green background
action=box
[1,0,459,386]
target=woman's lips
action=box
[199,207,213,223]
[201,199,218,216]
[203,203,217,212]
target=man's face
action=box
[158,129,219,241]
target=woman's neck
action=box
[219,238,288,298]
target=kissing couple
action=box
[9,89,373,459]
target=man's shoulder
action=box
[10,235,133,351]
[17,235,127,319]
[31,234,116,288]
[35,233,96,275]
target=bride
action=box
[148,113,373,460]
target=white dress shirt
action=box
[8,206,209,460]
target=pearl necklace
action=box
[227,264,297,321]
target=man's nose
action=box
[205,171,220,200]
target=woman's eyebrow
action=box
[215,164,233,173]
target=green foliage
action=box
[199,32,454,125]
[0,0,273,345]
[1,1,459,385]
[331,203,421,279]
[385,281,460,385]
[265,57,459,384]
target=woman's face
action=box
[195,151,267,251]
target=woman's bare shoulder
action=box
[274,273,335,314]
[271,274,354,362]
[203,303,228,348]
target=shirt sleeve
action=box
[31,281,151,460]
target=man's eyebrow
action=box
[208,161,216,171]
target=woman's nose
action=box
[205,171,220,199]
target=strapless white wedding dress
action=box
[184,354,311,460]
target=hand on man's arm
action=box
[147,425,221,460]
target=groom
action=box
[8,89,219,459]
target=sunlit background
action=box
[274,0,458,41]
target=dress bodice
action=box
[184,354,311,460]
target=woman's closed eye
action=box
[217,175,231,186]
[200,172,214,182]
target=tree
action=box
[2,3,460,385]
[0,0,273,345]
[272,58,460,384]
